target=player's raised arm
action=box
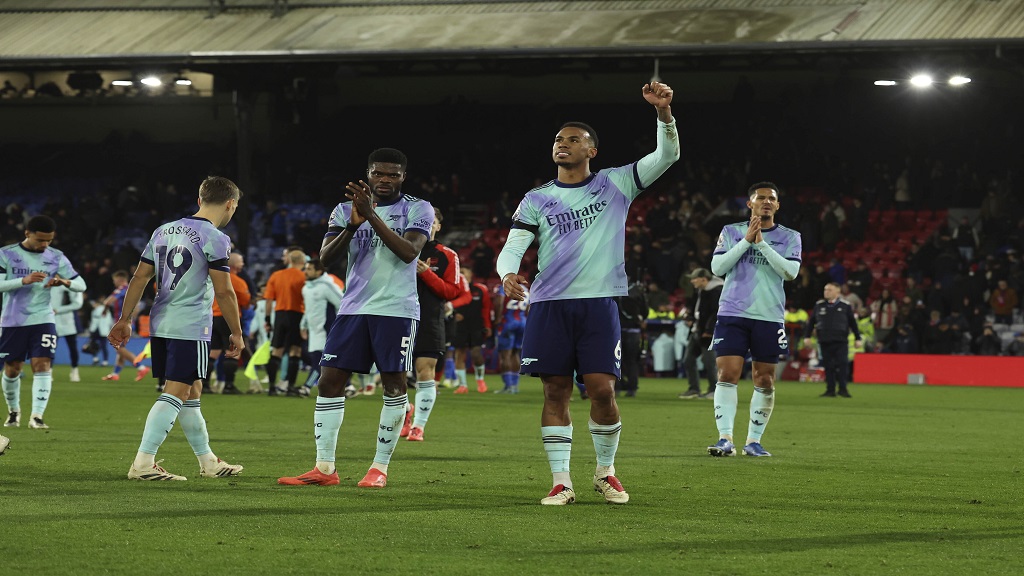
[642,81,675,123]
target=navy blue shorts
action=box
[320,314,417,374]
[496,321,526,351]
[150,337,210,385]
[0,323,57,362]
[520,298,621,378]
[711,315,787,363]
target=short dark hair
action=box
[26,215,56,233]
[305,258,324,272]
[368,148,408,170]
[559,122,598,148]
[113,269,129,279]
[433,207,443,223]
[748,181,780,199]
[199,176,242,205]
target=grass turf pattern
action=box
[1,366,1021,575]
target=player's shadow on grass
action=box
[682,526,1024,552]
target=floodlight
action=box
[140,76,162,87]
[175,78,192,86]
[910,74,933,87]
[111,80,134,87]
[948,76,971,86]
[874,80,897,86]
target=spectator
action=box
[291,220,320,256]
[847,197,868,242]
[905,242,928,283]
[925,280,949,316]
[644,281,670,312]
[973,325,1003,356]
[989,279,1018,324]
[962,298,987,340]
[943,309,971,354]
[894,168,911,209]
[263,201,289,246]
[1007,332,1024,356]
[923,320,957,355]
[625,243,647,282]
[870,288,899,343]
[850,307,875,363]
[469,241,495,282]
[820,207,840,252]
[846,261,873,303]
[932,245,961,289]
[839,283,864,312]
[788,271,817,311]
[784,302,809,349]
[887,323,919,354]
[0,80,17,98]
[951,216,979,263]
[827,258,847,285]
[903,277,923,306]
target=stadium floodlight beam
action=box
[949,76,971,86]
[111,80,133,87]
[910,74,933,87]
[874,80,897,86]
[140,76,162,87]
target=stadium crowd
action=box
[2,85,1023,388]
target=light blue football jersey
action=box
[325,194,433,320]
[0,242,80,328]
[714,222,802,322]
[511,165,644,303]
[140,216,232,341]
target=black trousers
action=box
[683,335,717,394]
[820,340,850,393]
[618,330,642,392]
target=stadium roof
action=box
[2,0,1024,68]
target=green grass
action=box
[2,366,1022,575]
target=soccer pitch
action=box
[2,366,1021,575]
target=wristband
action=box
[264,316,271,325]
[345,222,361,232]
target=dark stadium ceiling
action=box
[1,0,1024,79]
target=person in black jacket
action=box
[805,282,862,398]
[679,268,722,399]
[615,279,648,397]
